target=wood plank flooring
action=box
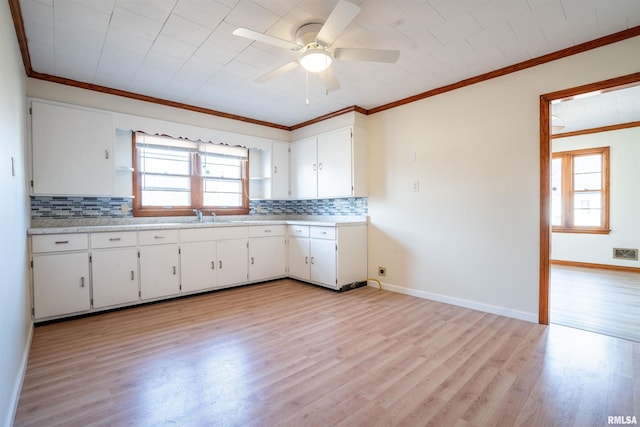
[15,279,640,426]
[550,265,640,342]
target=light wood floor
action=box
[15,279,640,426]
[550,265,640,342]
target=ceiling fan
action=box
[232,0,400,93]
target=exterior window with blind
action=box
[551,146,610,233]
[133,133,249,217]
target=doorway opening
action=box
[539,72,640,341]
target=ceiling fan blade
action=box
[255,61,300,83]
[334,48,400,63]
[233,28,301,51]
[316,0,361,46]
[319,67,340,92]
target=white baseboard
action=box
[367,280,538,323]
[5,323,33,427]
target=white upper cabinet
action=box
[317,127,353,198]
[290,136,319,199]
[271,141,290,199]
[249,141,290,200]
[31,101,115,196]
[290,126,367,199]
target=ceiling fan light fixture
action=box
[300,47,332,73]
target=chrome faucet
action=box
[193,209,203,222]
[211,211,217,222]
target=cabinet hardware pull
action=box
[130,271,135,280]
[305,256,309,264]
[264,229,271,233]
[251,257,254,265]
[318,162,323,170]
[313,163,317,171]
[211,261,215,270]
[320,231,327,234]
[154,235,165,239]
[105,149,110,159]
[80,276,85,287]
[109,237,121,241]
[54,240,69,244]
[172,266,176,275]
[274,166,278,173]
[296,229,302,232]
[310,257,315,264]
[219,260,223,269]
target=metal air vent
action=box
[613,248,638,260]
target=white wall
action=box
[552,127,640,267]
[0,2,31,426]
[366,36,640,322]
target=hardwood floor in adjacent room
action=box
[15,279,640,426]
[550,264,640,343]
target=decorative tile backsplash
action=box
[31,196,367,219]
[31,197,133,218]
[250,198,368,216]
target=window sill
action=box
[552,227,611,235]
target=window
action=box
[133,133,249,217]
[551,146,609,233]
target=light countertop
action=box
[28,216,368,235]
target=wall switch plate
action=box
[413,180,420,192]
[409,151,416,162]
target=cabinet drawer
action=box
[249,225,286,237]
[288,225,310,237]
[139,229,178,245]
[310,226,336,240]
[32,233,88,253]
[90,231,137,248]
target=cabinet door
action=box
[310,239,337,287]
[92,248,139,308]
[290,137,317,199]
[181,241,217,293]
[33,252,90,319]
[31,101,114,196]
[249,236,286,281]
[217,239,248,287]
[271,141,290,199]
[317,128,352,198]
[288,236,310,280]
[139,244,180,300]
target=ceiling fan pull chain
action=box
[306,70,310,105]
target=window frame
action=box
[551,146,610,234]
[132,133,249,217]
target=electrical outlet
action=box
[378,266,386,277]
[412,180,420,192]
[120,203,129,214]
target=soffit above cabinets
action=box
[16,0,640,128]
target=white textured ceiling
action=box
[17,0,640,127]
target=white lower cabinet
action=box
[310,238,337,286]
[31,233,90,320]
[180,240,217,293]
[30,222,367,321]
[139,230,180,300]
[217,239,248,287]
[249,225,286,282]
[287,224,367,290]
[91,248,139,308]
[33,252,90,319]
[90,231,139,309]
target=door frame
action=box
[538,72,640,324]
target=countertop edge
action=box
[28,219,368,235]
